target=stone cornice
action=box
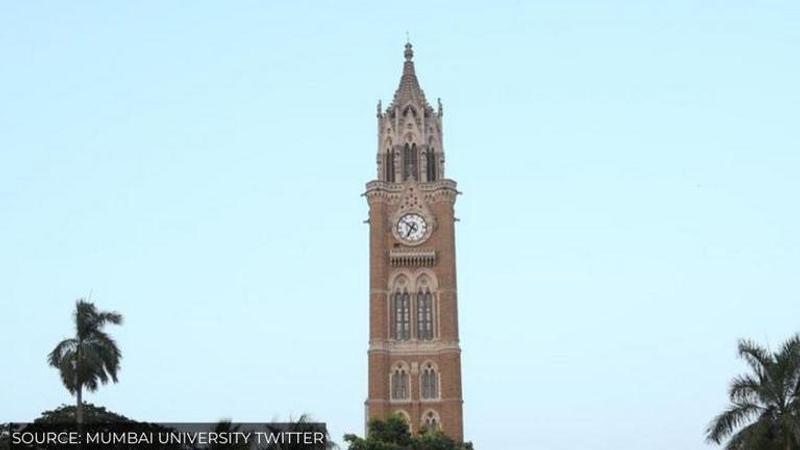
[368,339,461,355]
[364,180,458,205]
[390,249,436,267]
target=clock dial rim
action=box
[396,212,429,243]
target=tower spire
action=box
[392,41,427,106]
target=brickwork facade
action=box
[364,43,464,442]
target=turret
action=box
[376,43,445,183]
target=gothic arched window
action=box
[391,289,411,341]
[403,143,418,181]
[421,410,440,433]
[403,144,411,180]
[426,148,437,182]
[394,410,411,426]
[385,149,395,182]
[411,144,418,180]
[420,362,439,400]
[390,364,409,400]
[416,288,434,340]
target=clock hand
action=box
[406,222,417,237]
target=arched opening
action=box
[416,288,434,340]
[390,363,410,401]
[426,147,437,182]
[403,143,418,181]
[385,149,396,182]
[420,362,439,400]
[390,287,411,341]
[394,410,411,425]
[421,410,440,433]
[416,275,436,340]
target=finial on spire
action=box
[392,39,426,106]
[404,37,413,61]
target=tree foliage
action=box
[47,299,123,424]
[48,300,123,395]
[0,404,163,450]
[32,402,133,424]
[344,415,473,450]
[706,335,800,450]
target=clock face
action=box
[397,213,428,243]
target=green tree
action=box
[6,403,181,450]
[344,415,472,450]
[208,420,252,450]
[706,335,800,450]
[47,299,123,425]
[263,414,337,450]
[32,402,132,424]
[411,432,472,450]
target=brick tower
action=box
[364,42,464,441]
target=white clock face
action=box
[397,213,428,242]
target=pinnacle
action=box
[391,42,428,107]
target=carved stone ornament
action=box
[389,183,435,245]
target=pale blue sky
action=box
[1,1,799,449]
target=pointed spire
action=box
[392,41,427,107]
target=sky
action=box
[1,1,799,449]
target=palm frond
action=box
[50,299,124,400]
[779,334,800,359]
[48,339,78,368]
[777,335,800,403]
[706,402,762,443]
[56,354,78,394]
[728,374,761,404]
[97,311,123,326]
[738,339,772,375]
[722,420,769,450]
[710,336,800,450]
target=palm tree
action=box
[48,299,123,425]
[208,420,252,450]
[263,414,337,450]
[706,335,800,450]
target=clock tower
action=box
[364,42,464,441]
